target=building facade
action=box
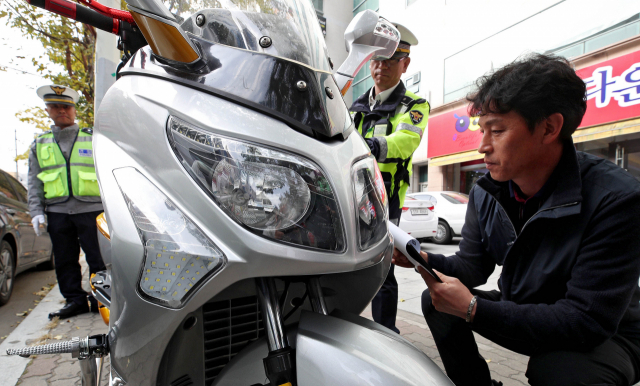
[371,0,640,194]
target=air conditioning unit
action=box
[406,71,421,93]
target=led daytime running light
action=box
[114,167,225,308]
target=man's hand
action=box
[420,268,476,321]
[365,138,380,159]
[32,215,45,237]
[392,248,429,268]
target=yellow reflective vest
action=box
[35,129,101,205]
[350,84,430,219]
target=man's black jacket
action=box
[428,140,640,353]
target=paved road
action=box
[0,267,57,340]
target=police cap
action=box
[36,85,79,106]
[391,22,418,59]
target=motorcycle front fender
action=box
[212,310,453,386]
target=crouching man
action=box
[394,54,640,385]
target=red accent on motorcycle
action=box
[112,18,119,35]
[76,0,136,24]
[45,0,77,19]
[373,161,387,207]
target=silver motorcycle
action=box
[8,0,453,385]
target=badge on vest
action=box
[78,149,93,157]
[374,124,388,137]
[410,110,424,125]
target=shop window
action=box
[353,0,379,13]
[553,44,584,60]
[352,69,374,101]
[418,165,429,191]
[575,133,640,182]
[459,160,487,194]
[551,19,640,59]
[584,21,640,53]
[419,165,428,183]
[311,0,323,15]
[442,164,456,192]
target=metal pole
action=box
[255,278,288,351]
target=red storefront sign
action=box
[428,50,640,159]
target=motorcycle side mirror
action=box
[335,10,400,96]
[125,0,201,65]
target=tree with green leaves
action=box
[1,0,96,160]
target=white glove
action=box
[32,215,45,237]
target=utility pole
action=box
[14,127,18,176]
[94,0,121,114]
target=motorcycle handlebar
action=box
[76,0,135,25]
[27,0,120,34]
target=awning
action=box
[429,150,483,167]
[571,117,640,143]
[428,117,640,167]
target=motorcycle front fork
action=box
[255,277,327,386]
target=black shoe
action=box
[491,381,503,386]
[48,301,90,320]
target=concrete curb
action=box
[0,284,64,386]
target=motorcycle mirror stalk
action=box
[335,9,401,96]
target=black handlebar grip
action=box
[27,0,117,34]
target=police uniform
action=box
[28,85,105,319]
[349,24,430,332]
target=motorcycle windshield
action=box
[161,0,331,72]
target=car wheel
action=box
[37,250,55,271]
[433,221,453,245]
[0,240,16,306]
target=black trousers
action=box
[372,217,400,333]
[421,289,640,386]
[372,264,399,333]
[47,211,106,306]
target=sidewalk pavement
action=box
[0,240,629,385]
[0,257,109,386]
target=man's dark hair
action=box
[467,53,587,139]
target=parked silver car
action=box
[0,170,54,306]
[408,191,469,244]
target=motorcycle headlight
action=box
[113,167,226,308]
[167,116,345,252]
[351,156,388,250]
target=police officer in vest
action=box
[28,85,105,320]
[350,24,429,333]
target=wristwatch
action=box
[466,296,478,323]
